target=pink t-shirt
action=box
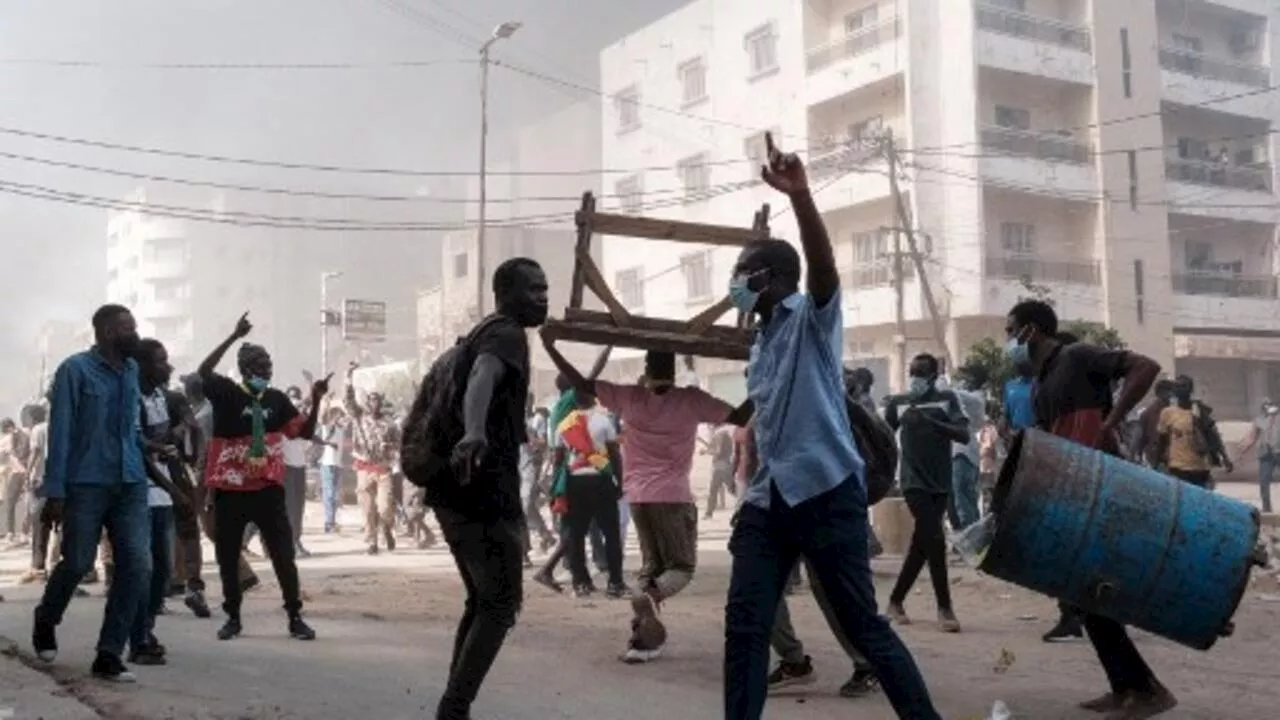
[596,381,733,504]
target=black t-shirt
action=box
[441,314,530,521]
[204,373,299,438]
[1033,343,1128,450]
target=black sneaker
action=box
[767,656,817,693]
[146,633,167,657]
[91,652,137,683]
[185,590,212,619]
[604,582,630,599]
[1043,616,1084,643]
[572,583,597,598]
[839,668,879,698]
[367,544,379,556]
[289,615,316,641]
[127,644,166,666]
[32,615,57,662]
[217,618,243,641]
[384,529,396,552]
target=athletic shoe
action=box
[839,668,880,698]
[127,644,166,666]
[1043,615,1084,643]
[32,614,57,662]
[217,618,243,641]
[289,615,316,641]
[767,656,817,693]
[91,652,136,683]
[185,590,212,619]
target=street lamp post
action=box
[320,271,343,377]
[476,20,522,319]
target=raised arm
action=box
[540,333,596,399]
[586,345,613,381]
[1106,354,1161,436]
[343,363,362,419]
[762,132,839,306]
[199,312,252,382]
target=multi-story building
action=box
[598,0,1280,417]
[107,188,435,382]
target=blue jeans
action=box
[321,465,342,530]
[725,479,940,720]
[1260,454,1275,514]
[950,456,980,530]
[131,505,174,649]
[36,482,151,658]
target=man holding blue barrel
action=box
[1005,299,1176,719]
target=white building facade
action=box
[600,0,1280,417]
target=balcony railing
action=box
[1159,46,1270,88]
[1173,271,1278,299]
[975,4,1091,53]
[981,125,1092,165]
[806,18,901,74]
[807,139,883,181]
[986,254,1102,286]
[1165,156,1273,193]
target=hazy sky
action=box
[0,0,684,401]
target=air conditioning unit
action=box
[1230,28,1261,54]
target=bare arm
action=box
[726,400,754,427]
[1105,355,1161,434]
[541,336,595,399]
[586,345,613,381]
[606,440,624,491]
[791,191,839,306]
[198,332,239,383]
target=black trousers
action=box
[1058,604,1159,695]
[212,485,302,618]
[1168,467,1212,490]
[436,506,523,720]
[564,474,623,587]
[889,490,952,611]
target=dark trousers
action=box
[31,498,54,570]
[283,466,307,547]
[889,490,952,611]
[212,485,302,618]
[724,479,940,720]
[564,474,623,586]
[1168,467,1212,490]
[1057,604,1158,694]
[436,507,523,720]
[131,506,174,648]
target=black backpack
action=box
[846,396,898,505]
[400,318,499,503]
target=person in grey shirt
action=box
[947,377,987,531]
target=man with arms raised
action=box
[722,135,941,719]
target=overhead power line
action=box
[0,57,475,71]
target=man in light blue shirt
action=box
[33,304,151,683]
[723,134,940,720]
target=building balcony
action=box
[977,126,1098,197]
[808,146,892,213]
[137,298,189,320]
[1165,157,1277,223]
[1173,271,1277,300]
[985,254,1101,286]
[983,253,1104,320]
[138,257,188,281]
[1160,46,1274,119]
[804,18,903,107]
[975,4,1093,86]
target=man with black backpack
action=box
[400,257,548,720]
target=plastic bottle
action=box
[988,700,1012,720]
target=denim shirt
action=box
[39,349,146,499]
[744,291,865,509]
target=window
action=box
[453,252,468,279]
[615,85,640,132]
[744,23,779,78]
[1126,150,1139,210]
[676,153,711,201]
[853,230,888,263]
[849,115,884,148]
[1000,222,1036,255]
[678,57,707,106]
[994,105,1031,131]
[615,174,644,213]
[1172,34,1203,53]
[681,252,713,300]
[1177,137,1209,160]
[1133,259,1145,325]
[844,5,879,33]
[615,268,644,308]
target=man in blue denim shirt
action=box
[33,304,151,683]
[723,134,941,720]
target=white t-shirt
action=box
[283,437,311,468]
[140,390,173,508]
[320,424,346,467]
[554,409,618,476]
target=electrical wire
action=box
[0,57,476,71]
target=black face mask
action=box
[1173,389,1192,403]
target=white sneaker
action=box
[621,644,664,664]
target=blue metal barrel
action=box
[980,429,1261,650]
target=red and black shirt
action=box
[1034,343,1129,453]
[202,373,304,492]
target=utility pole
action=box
[476,21,522,319]
[884,129,954,371]
[892,228,908,392]
[320,271,342,378]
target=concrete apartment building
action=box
[107,188,433,381]
[418,100,608,398]
[599,0,1280,417]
